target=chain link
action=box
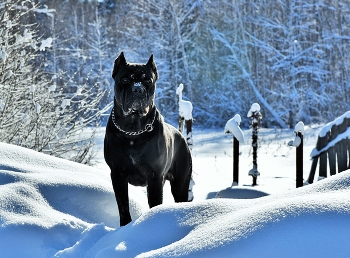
[111,108,156,136]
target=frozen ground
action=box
[1,124,349,257]
[94,125,320,200]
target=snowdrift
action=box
[0,141,349,257]
[0,142,147,257]
[88,171,350,257]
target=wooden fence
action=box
[307,112,350,184]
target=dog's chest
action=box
[121,141,163,185]
[105,120,174,187]
[124,152,148,186]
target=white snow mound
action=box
[1,138,350,257]
[87,170,350,257]
[0,142,147,257]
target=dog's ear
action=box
[112,52,127,79]
[146,54,158,81]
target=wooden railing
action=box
[307,111,350,184]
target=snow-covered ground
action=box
[1,124,350,257]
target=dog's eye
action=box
[143,79,152,85]
[121,78,130,84]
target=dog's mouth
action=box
[123,99,151,116]
[115,85,154,117]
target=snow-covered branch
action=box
[210,28,288,128]
[0,1,105,164]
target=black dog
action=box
[104,52,193,226]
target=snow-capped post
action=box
[247,103,262,186]
[176,84,193,146]
[288,121,305,188]
[225,114,245,185]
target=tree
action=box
[0,0,108,164]
[28,0,350,128]
[85,6,113,117]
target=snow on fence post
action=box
[224,114,245,185]
[288,121,304,188]
[176,84,193,146]
[247,103,262,186]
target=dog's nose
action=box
[132,87,145,94]
[132,82,146,94]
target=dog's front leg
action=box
[147,176,164,208]
[111,173,132,226]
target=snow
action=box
[288,135,301,147]
[61,99,71,113]
[176,84,193,120]
[61,99,70,108]
[224,115,245,143]
[319,111,350,137]
[310,111,350,158]
[0,100,4,111]
[30,84,36,92]
[311,127,350,158]
[216,185,269,199]
[4,70,13,80]
[233,113,242,124]
[1,125,350,257]
[1,48,7,62]
[49,84,57,92]
[35,103,41,114]
[22,113,30,125]
[0,142,147,257]
[288,121,304,147]
[39,37,53,51]
[247,102,261,117]
[33,7,56,18]
[294,121,305,135]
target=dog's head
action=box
[112,52,158,117]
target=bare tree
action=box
[28,0,350,127]
[0,0,108,164]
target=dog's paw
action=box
[188,176,195,201]
[188,190,194,202]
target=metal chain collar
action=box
[111,107,156,136]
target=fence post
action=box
[288,121,304,187]
[185,118,193,146]
[233,137,239,184]
[224,114,244,185]
[336,119,348,172]
[328,124,337,176]
[318,133,329,178]
[176,83,193,146]
[308,128,327,184]
[247,103,262,186]
[178,116,185,133]
[296,131,304,187]
[307,157,318,184]
[347,117,350,169]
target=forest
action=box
[12,0,350,127]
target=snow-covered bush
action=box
[0,1,107,164]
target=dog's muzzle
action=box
[124,82,150,116]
